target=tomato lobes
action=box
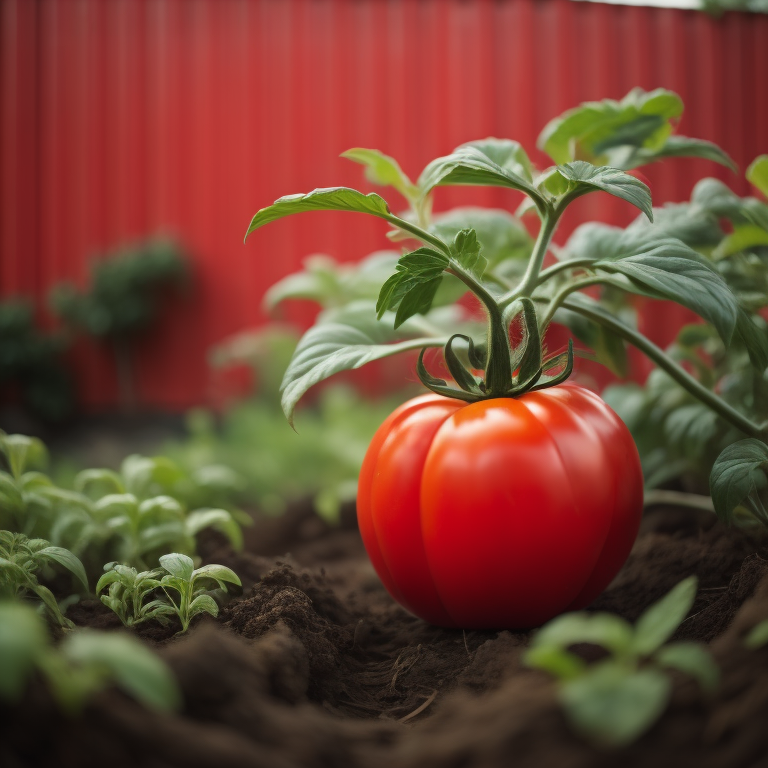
[356,385,643,629]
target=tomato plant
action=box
[246,88,768,628]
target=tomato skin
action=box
[356,384,643,629]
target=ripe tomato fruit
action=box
[357,384,643,629]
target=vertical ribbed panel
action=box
[1,0,766,408]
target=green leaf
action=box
[555,309,629,378]
[458,139,534,182]
[745,619,768,649]
[36,547,89,593]
[341,148,419,201]
[556,162,653,221]
[376,247,450,327]
[0,473,24,515]
[431,208,533,270]
[74,468,125,497]
[561,664,671,748]
[159,553,194,582]
[629,136,736,172]
[96,569,123,594]
[418,144,543,205]
[537,88,683,167]
[713,225,768,259]
[451,228,486,278]
[593,242,738,344]
[138,495,185,519]
[747,155,768,198]
[185,508,243,551]
[632,576,698,656]
[245,187,391,241]
[523,645,586,680]
[710,439,768,524]
[187,593,219,620]
[530,612,634,656]
[0,601,49,700]
[30,582,73,628]
[192,563,242,590]
[0,434,47,479]
[654,642,718,692]
[279,301,454,425]
[93,493,139,521]
[62,631,181,712]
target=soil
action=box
[3,501,768,768]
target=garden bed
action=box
[2,501,768,768]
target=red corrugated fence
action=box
[1,0,766,409]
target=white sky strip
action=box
[572,0,702,8]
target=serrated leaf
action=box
[593,243,738,344]
[418,145,542,204]
[561,664,671,747]
[279,301,454,425]
[632,576,698,655]
[530,612,634,656]
[458,138,534,182]
[556,162,653,221]
[159,553,194,582]
[341,148,419,200]
[36,547,88,593]
[654,642,718,692]
[245,187,391,241]
[710,439,768,524]
[538,88,683,167]
[747,155,768,198]
[62,631,181,712]
[451,228,486,278]
[628,136,736,172]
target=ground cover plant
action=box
[3,88,768,767]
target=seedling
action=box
[157,553,242,633]
[96,553,242,634]
[0,600,180,714]
[523,576,718,747]
[0,531,88,629]
[96,563,170,628]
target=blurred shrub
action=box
[0,298,74,421]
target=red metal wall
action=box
[2,0,766,409]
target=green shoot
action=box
[523,577,718,748]
[0,531,88,629]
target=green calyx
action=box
[416,298,574,403]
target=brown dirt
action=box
[3,503,768,768]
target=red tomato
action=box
[357,384,643,629]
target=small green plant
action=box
[0,298,74,421]
[50,238,188,411]
[95,563,169,628]
[97,553,241,634]
[0,600,180,714]
[156,553,241,633]
[524,577,718,748]
[745,617,768,649]
[0,531,88,629]
[53,453,248,573]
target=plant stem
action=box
[538,276,607,329]
[447,265,513,393]
[535,258,596,286]
[383,214,450,256]
[501,206,563,306]
[562,297,768,440]
[643,489,714,513]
